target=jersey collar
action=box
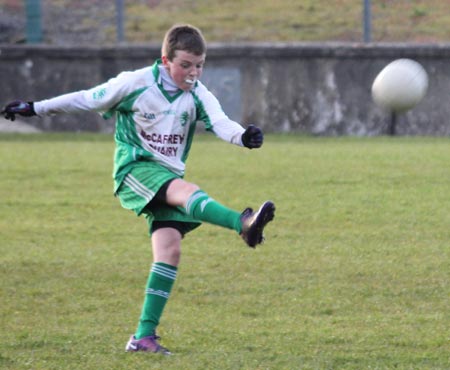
[152,59,185,102]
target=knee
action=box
[178,181,200,197]
[156,241,181,266]
[166,242,181,263]
[166,179,200,206]
[152,228,182,266]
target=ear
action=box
[161,55,169,66]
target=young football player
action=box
[2,24,275,355]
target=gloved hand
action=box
[241,124,263,149]
[1,100,36,121]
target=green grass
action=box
[1,133,449,370]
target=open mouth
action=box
[185,78,196,85]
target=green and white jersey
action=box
[34,59,246,190]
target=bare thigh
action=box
[165,179,200,208]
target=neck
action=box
[159,65,180,95]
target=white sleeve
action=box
[34,69,148,117]
[34,90,96,116]
[195,82,245,146]
[212,118,246,146]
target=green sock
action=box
[185,190,242,233]
[135,262,177,339]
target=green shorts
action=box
[116,161,201,235]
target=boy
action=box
[2,24,275,355]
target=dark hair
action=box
[161,24,206,61]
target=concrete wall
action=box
[1,43,449,135]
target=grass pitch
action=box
[0,133,449,370]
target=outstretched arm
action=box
[2,90,105,121]
[2,67,150,120]
[194,81,264,149]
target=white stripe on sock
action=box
[151,264,177,280]
[146,288,170,299]
[185,191,207,215]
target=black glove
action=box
[1,100,36,121]
[241,124,263,149]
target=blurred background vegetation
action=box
[1,0,449,45]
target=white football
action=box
[371,58,428,112]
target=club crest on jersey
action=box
[180,111,190,127]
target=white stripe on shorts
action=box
[123,174,155,202]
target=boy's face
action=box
[162,50,205,91]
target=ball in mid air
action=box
[371,58,428,113]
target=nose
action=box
[189,67,198,77]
